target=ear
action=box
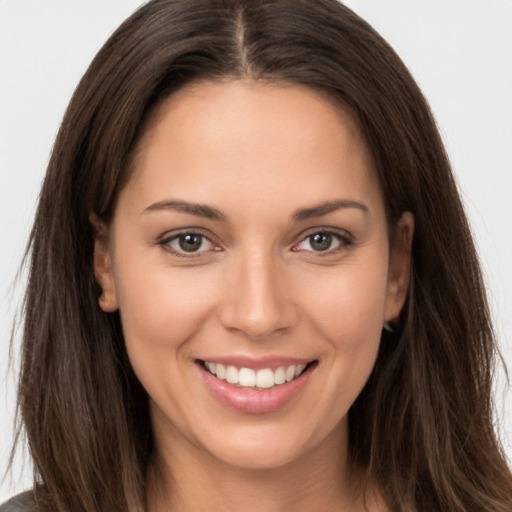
[90,213,118,312]
[384,211,414,327]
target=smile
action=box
[202,361,308,389]
[198,358,317,414]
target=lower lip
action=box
[199,363,315,414]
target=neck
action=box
[146,420,371,512]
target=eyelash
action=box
[292,229,353,255]
[158,228,354,258]
[158,230,220,258]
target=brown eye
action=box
[178,234,204,252]
[161,232,216,255]
[295,230,350,253]
[309,233,333,251]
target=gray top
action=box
[0,492,35,512]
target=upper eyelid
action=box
[158,230,221,256]
[292,228,353,252]
[296,227,353,242]
[159,227,216,243]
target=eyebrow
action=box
[292,199,369,221]
[141,198,369,222]
[142,200,227,221]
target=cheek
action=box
[303,262,388,410]
[113,252,219,353]
[300,256,389,345]
[112,254,223,419]
[297,251,389,394]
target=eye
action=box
[294,231,350,253]
[160,232,217,255]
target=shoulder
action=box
[0,492,36,512]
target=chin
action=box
[197,416,346,472]
[211,440,309,471]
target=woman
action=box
[2,0,512,510]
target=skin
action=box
[93,80,413,512]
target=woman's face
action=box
[94,80,412,471]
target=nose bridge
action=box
[219,245,295,339]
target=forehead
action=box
[136,79,368,163]
[121,80,382,218]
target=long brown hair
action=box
[12,0,512,510]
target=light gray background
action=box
[1,0,511,501]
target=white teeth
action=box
[295,364,306,377]
[216,364,226,380]
[204,361,310,388]
[256,368,275,389]
[225,365,239,384]
[285,365,296,382]
[239,368,256,387]
[274,366,286,385]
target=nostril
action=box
[218,295,299,340]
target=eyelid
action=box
[158,228,222,257]
[292,227,354,253]
[156,226,354,258]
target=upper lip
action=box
[197,356,316,371]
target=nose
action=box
[218,252,298,340]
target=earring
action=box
[383,322,394,333]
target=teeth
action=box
[216,364,226,380]
[225,365,239,384]
[285,365,296,382]
[256,369,274,389]
[239,368,256,387]
[274,367,286,385]
[295,364,306,377]
[204,362,309,388]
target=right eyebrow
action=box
[141,199,227,221]
[291,199,369,221]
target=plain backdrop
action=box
[1,0,511,502]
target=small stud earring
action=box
[383,322,394,333]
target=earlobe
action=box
[384,211,414,327]
[90,213,119,313]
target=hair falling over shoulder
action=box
[9,1,512,511]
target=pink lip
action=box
[198,360,316,414]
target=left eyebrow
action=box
[291,199,369,221]
[141,200,227,221]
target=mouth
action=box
[197,358,318,413]
[198,360,317,390]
